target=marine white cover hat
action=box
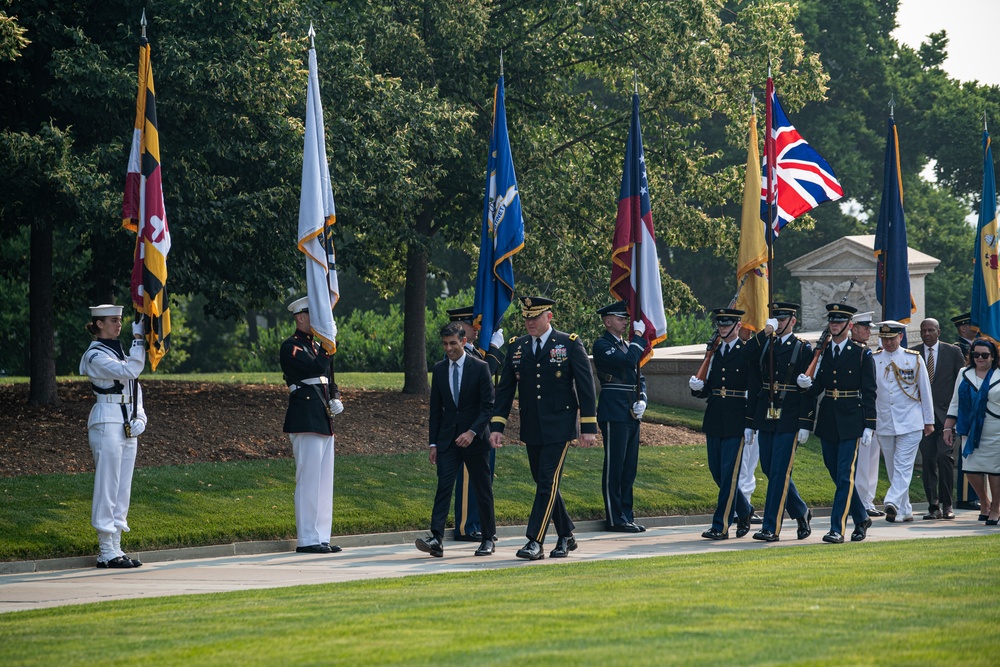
[89,304,123,317]
[287,296,309,314]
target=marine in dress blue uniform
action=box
[280,297,344,555]
[490,296,598,560]
[746,302,816,542]
[798,304,877,543]
[592,300,648,532]
[688,308,754,540]
[445,305,506,542]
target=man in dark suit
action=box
[951,312,983,510]
[490,296,598,560]
[415,322,497,558]
[280,297,344,555]
[688,308,754,540]
[798,303,877,543]
[745,302,816,542]
[914,318,965,519]
[592,300,648,533]
[445,306,505,543]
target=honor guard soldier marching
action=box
[80,304,148,569]
[746,302,816,542]
[592,300,648,533]
[951,312,983,510]
[797,304,877,543]
[280,297,344,554]
[490,296,598,560]
[445,305,506,542]
[850,311,884,517]
[872,321,934,523]
[952,312,977,361]
[688,308,754,540]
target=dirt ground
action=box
[0,382,705,477]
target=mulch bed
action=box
[0,382,704,477]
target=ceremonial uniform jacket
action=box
[955,337,973,362]
[465,342,505,378]
[691,337,750,438]
[79,338,147,430]
[491,328,598,444]
[592,332,647,423]
[280,330,334,436]
[746,332,817,433]
[872,347,934,436]
[805,339,877,441]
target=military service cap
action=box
[520,296,555,318]
[877,320,906,338]
[287,297,309,315]
[89,304,123,318]
[597,300,629,318]
[951,312,972,327]
[826,303,858,322]
[712,308,744,325]
[769,302,799,319]
[447,305,476,324]
[852,311,874,326]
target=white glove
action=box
[633,319,646,336]
[330,318,338,340]
[688,376,704,391]
[127,419,145,437]
[631,400,646,420]
[132,320,144,336]
[860,428,873,447]
[490,328,505,348]
[796,373,813,389]
[744,428,755,446]
[328,399,344,416]
[797,429,810,444]
[765,318,778,334]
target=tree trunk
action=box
[29,215,57,406]
[401,214,432,395]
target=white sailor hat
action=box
[876,320,906,338]
[852,311,874,326]
[287,297,309,315]
[89,304,123,318]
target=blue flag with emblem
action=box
[474,74,524,356]
[972,129,1000,339]
[873,116,914,323]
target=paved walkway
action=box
[1,506,993,614]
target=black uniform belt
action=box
[825,389,861,399]
[765,383,798,392]
[712,388,747,398]
[602,383,637,392]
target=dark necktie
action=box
[833,345,839,361]
[451,362,460,404]
[535,337,542,356]
[926,348,935,383]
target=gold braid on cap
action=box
[521,304,551,318]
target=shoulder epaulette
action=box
[904,348,920,355]
[509,336,517,344]
[873,348,884,355]
[569,333,578,341]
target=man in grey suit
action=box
[914,318,965,520]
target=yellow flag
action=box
[735,115,768,333]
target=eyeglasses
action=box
[971,352,992,360]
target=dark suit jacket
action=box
[429,353,494,452]
[491,328,598,444]
[280,330,333,435]
[914,341,965,426]
[592,331,647,423]
[692,337,751,438]
[805,340,877,440]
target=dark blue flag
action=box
[972,129,1000,339]
[874,116,914,323]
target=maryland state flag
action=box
[735,113,768,333]
[610,93,668,365]
[473,73,524,356]
[297,31,340,354]
[972,129,1000,340]
[122,32,171,371]
[874,116,914,323]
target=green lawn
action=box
[0,440,918,561]
[2,536,997,666]
[0,372,410,390]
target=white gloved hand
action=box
[631,400,647,420]
[132,320,145,336]
[633,319,646,336]
[797,429,810,444]
[328,399,344,416]
[688,376,705,391]
[490,328,505,348]
[796,373,813,389]
[860,427,873,447]
[127,419,146,437]
[330,317,338,340]
[744,428,755,446]
[765,318,778,334]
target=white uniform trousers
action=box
[855,433,882,510]
[89,422,137,561]
[879,430,922,519]
[738,435,759,501]
[291,432,335,546]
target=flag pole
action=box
[632,73,643,403]
[764,64,777,416]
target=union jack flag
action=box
[760,77,843,236]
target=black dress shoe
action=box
[454,531,482,543]
[736,514,752,538]
[296,544,333,554]
[978,514,990,521]
[851,518,872,542]
[516,540,544,560]
[415,536,444,557]
[749,512,763,525]
[796,510,812,540]
[608,522,642,533]
[701,528,728,540]
[822,531,844,544]
[550,536,578,558]
[474,539,495,556]
[957,500,981,510]
[866,508,886,517]
[123,554,143,567]
[96,555,135,569]
[635,523,647,532]
[884,503,898,522]
[987,518,999,526]
[941,508,956,520]
[321,542,343,553]
[752,529,778,542]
